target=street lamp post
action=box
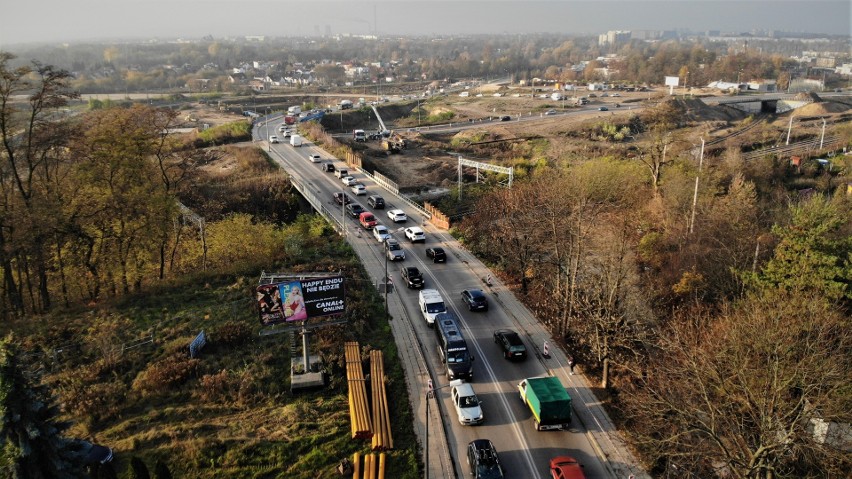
[384,243,389,317]
[265,108,271,152]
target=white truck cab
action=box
[418,289,446,326]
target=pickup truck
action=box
[518,377,572,431]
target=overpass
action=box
[705,93,811,114]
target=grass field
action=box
[5,146,419,478]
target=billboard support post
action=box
[302,327,310,372]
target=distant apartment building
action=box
[631,30,661,41]
[598,30,631,46]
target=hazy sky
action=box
[1,0,849,46]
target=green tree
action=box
[0,335,85,478]
[127,457,150,479]
[0,52,78,315]
[97,463,118,479]
[66,105,179,299]
[152,460,172,479]
[752,196,851,302]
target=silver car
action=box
[385,238,405,261]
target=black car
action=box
[467,439,505,479]
[367,195,385,209]
[401,266,424,289]
[500,115,511,121]
[461,288,488,311]
[493,329,527,361]
[333,192,352,205]
[321,162,336,172]
[345,203,365,218]
[81,441,114,465]
[426,247,447,263]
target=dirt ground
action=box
[182,90,850,196]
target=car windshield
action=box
[476,462,502,479]
[388,243,401,251]
[460,395,479,408]
[426,302,446,313]
[447,351,469,364]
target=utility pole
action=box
[820,117,826,150]
[689,138,704,235]
[786,115,794,145]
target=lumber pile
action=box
[370,350,393,450]
[345,342,372,440]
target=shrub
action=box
[212,320,252,346]
[197,369,232,402]
[60,374,127,425]
[132,352,199,395]
[195,120,252,147]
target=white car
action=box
[450,380,483,425]
[268,135,279,144]
[308,154,322,163]
[351,184,367,195]
[341,176,358,186]
[278,125,287,132]
[387,209,407,223]
[404,226,425,243]
[373,225,390,243]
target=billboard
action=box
[257,276,345,325]
[665,76,680,87]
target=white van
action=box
[290,134,303,147]
[418,289,446,326]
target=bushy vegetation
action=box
[0,55,417,478]
[195,120,252,146]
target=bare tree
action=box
[626,292,852,478]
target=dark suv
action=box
[493,329,527,361]
[345,203,365,218]
[467,439,505,479]
[367,195,385,209]
[401,266,424,289]
[426,247,446,263]
[461,289,488,312]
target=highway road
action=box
[256,118,616,478]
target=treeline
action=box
[6,34,848,94]
[456,126,852,475]
[0,53,286,317]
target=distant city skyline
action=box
[1,0,850,47]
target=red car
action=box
[550,456,586,479]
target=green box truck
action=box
[518,376,572,431]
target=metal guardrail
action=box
[358,169,432,220]
[288,175,344,234]
[742,135,840,161]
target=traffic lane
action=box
[386,256,540,478]
[264,129,607,477]
[462,319,609,478]
[403,242,610,478]
[284,167,604,477]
